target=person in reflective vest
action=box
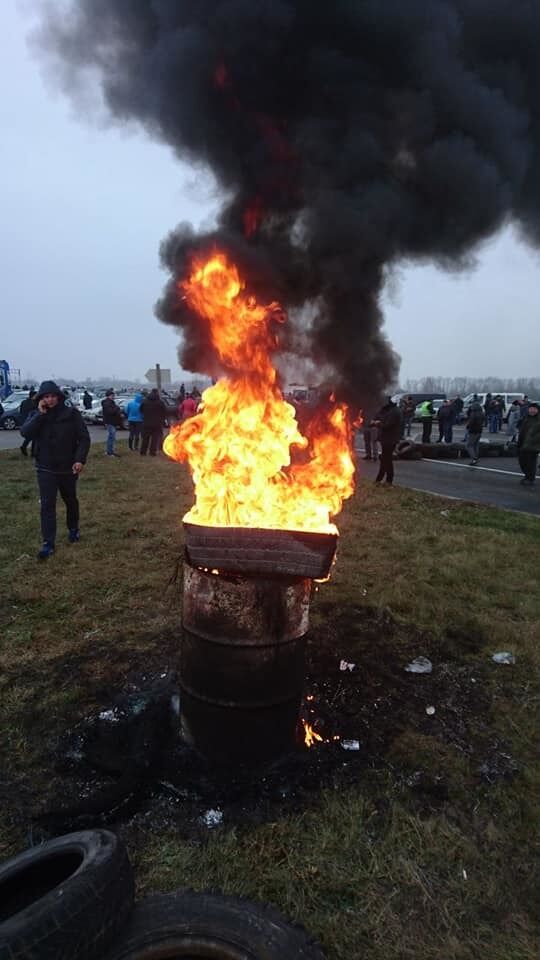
[420,400,434,443]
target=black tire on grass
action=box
[103,891,326,960]
[0,829,135,960]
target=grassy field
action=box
[1,438,539,960]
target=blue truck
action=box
[0,360,12,401]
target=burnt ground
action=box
[6,602,519,846]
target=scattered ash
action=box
[28,605,518,839]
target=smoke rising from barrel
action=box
[36,1,540,404]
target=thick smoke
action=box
[37,1,540,405]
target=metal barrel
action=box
[180,565,311,765]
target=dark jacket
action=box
[19,396,36,419]
[376,402,402,445]
[467,401,484,435]
[141,395,167,430]
[518,414,540,453]
[437,402,454,424]
[21,397,90,470]
[101,396,123,426]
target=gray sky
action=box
[2,0,539,386]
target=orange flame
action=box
[303,722,323,748]
[163,252,355,533]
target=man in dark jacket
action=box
[101,388,123,457]
[20,380,91,559]
[437,399,455,443]
[465,400,484,465]
[517,402,540,486]
[82,389,93,410]
[373,398,402,485]
[19,388,37,456]
[140,388,168,456]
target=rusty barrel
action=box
[180,565,311,765]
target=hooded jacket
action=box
[376,402,402,445]
[126,393,143,423]
[466,401,484,435]
[20,380,90,470]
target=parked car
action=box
[1,392,36,430]
[83,397,129,429]
[1,397,74,430]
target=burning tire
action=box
[103,891,326,960]
[0,829,134,960]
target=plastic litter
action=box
[202,808,223,828]
[98,709,120,723]
[492,652,515,665]
[425,706,436,716]
[341,739,360,751]
[405,656,433,674]
[339,660,356,672]
[440,509,450,517]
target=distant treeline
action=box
[399,377,540,397]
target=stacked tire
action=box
[0,831,134,960]
[0,831,325,960]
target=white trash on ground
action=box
[405,656,433,674]
[202,808,223,828]
[425,706,436,716]
[492,652,515,665]
[339,660,356,672]
[341,739,360,751]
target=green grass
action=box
[1,440,539,959]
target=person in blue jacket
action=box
[20,380,90,559]
[125,392,144,451]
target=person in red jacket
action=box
[179,393,197,419]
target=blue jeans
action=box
[106,423,116,455]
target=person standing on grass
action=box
[101,388,123,457]
[20,380,90,560]
[517,402,540,486]
[373,398,402,486]
[140,388,168,456]
[19,388,37,456]
[465,399,484,466]
[126,392,144,452]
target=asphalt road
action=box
[355,444,540,516]
[2,423,538,516]
[0,425,115,450]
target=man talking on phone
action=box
[20,380,91,560]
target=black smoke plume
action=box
[36,1,540,405]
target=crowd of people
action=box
[10,379,540,559]
[362,394,540,486]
